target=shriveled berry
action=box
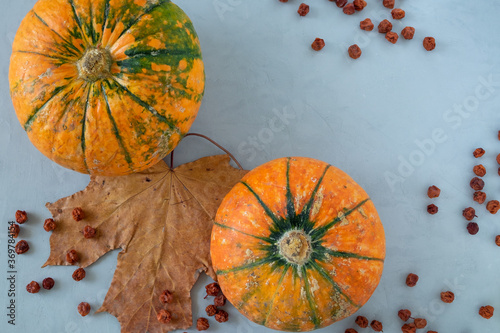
[72,207,85,221]
[486,200,500,214]
[401,27,415,40]
[206,304,217,317]
[473,165,486,177]
[467,222,479,235]
[383,0,394,9]
[66,250,80,264]
[440,291,454,303]
[462,207,476,221]
[72,268,86,281]
[197,318,210,331]
[378,19,393,33]
[83,225,97,239]
[427,204,438,215]
[345,329,358,333]
[360,18,374,31]
[391,8,405,19]
[43,218,56,232]
[406,273,419,287]
[336,0,348,8]
[214,294,227,307]
[427,185,441,198]
[15,210,28,224]
[348,44,362,59]
[473,191,486,204]
[205,282,221,297]
[78,302,91,316]
[370,320,383,332]
[42,277,55,290]
[473,148,485,158]
[414,318,427,329]
[470,177,485,191]
[497,153,500,164]
[215,309,229,323]
[157,309,172,324]
[386,31,399,44]
[423,37,436,51]
[479,305,494,319]
[398,309,412,321]
[495,235,500,246]
[343,3,355,15]
[297,3,309,16]
[26,281,40,294]
[9,224,20,238]
[353,0,366,11]
[311,38,325,51]
[401,323,416,333]
[355,315,368,328]
[15,240,29,254]
[159,290,173,304]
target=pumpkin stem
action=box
[77,47,113,82]
[278,230,312,266]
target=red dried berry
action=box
[26,281,40,294]
[214,294,227,307]
[348,44,362,59]
[345,329,358,333]
[215,309,229,323]
[378,19,393,33]
[83,225,97,239]
[15,210,28,224]
[473,165,486,177]
[355,315,368,328]
[78,302,91,316]
[157,309,172,324]
[66,250,80,264]
[159,290,173,304]
[391,8,405,19]
[496,235,500,246]
[297,3,310,16]
[15,240,29,254]
[42,277,55,290]
[440,291,454,303]
[401,323,416,333]
[486,200,500,214]
[473,148,485,158]
[497,153,500,164]
[353,0,366,11]
[467,222,479,235]
[423,37,436,51]
[398,309,412,321]
[479,305,494,319]
[311,38,325,51]
[205,282,221,297]
[206,305,218,317]
[470,177,485,191]
[462,207,476,221]
[72,268,86,281]
[72,207,85,221]
[386,31,399,44]
[406,273,419,287]
[370,320,383,332]
[360,18,374,31]
[427,185,441,198]
[473,191,487,204]
[427,204,438,215]
[43,218,56,232]
[197,318,210,331]
[401,26,415,40]
[414,318,427,329]
[336,0,348,8]
[9,224,20,238]
[383,0,394,9]
[343,3,355,15]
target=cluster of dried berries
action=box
[198,282,229,330]
[346,315,383,332]
[426,185,440,215]
[26,277,55,294]
[156,289,174,324]
[397,308,433,332]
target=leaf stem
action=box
[184,133,244,170]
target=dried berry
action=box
[383,0,395,9]
[398,309,412,321]
[467,222,479,235]
[386,31,399,44]
[473,191,487,204]
[378,19,393,33]
[26,281,40,294]
[355,315,369,328]
[83,225,97,239]
[197,317,210,331]
[473,148,485,158]
[72,207,85,221]
[427,185,441,198]
[479,305,494,319]
[360,18,374,31]
[406,273,419,287]
[343,3,355,15]
[43,218,56,232]
[279,0,288,2]
[72,268,86,281]
[157,309,172,324]
[215,309,229,323]
[42,277,55,290]
[336,0,348,8]
[78,302,91,316]
[497,153,500,164]
[414,318,427,329]
[462,207,476,221]
[427,331,438,333]
[311,38,325,51]
[214,294,227,307]
[391,8,405,19]
[348,44,362,59]
[206,304,218,316]
[297,3,309,16]
[401,27,415,40]
[353,0,366,11]
[427,204,438,215]
[401,323,416,333]
[66,249,80,264]
[496,235,500,246]
[15,210,28,224]
[205,282,221,297]
[473,165,486,177]
[486,200,500,214]
[440,291,454,303]
[9,224,20,238]
[15,240,29,254]
[498,167,500,176]
[470,177,485,191]
[423,37,436,51]
[159,290,173,304]
[370,320,383,332]
[345,329,358,333]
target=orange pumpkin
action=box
[211,157,385,331]
[9,0,204,176]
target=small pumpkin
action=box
[211,157,385,332]
[9,0,204,176]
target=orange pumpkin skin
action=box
[211,157,385,332]
[9,0,204,176]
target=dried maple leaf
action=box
[43,155,247,332]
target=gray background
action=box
[1,0,500,332]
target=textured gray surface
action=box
[1,0,500,332]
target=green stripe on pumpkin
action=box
[262,264,290,326]
[32,11,81,57]
[301,265,321,329]
[213,222,272,244]
[115,0,168,42]
[80,84,93,172]
[299,164,331,232]
[285,157,295,225]
[68,0,88,46]
[24,85,70,131]
[320,247,384,262]
[215,257,274,276]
